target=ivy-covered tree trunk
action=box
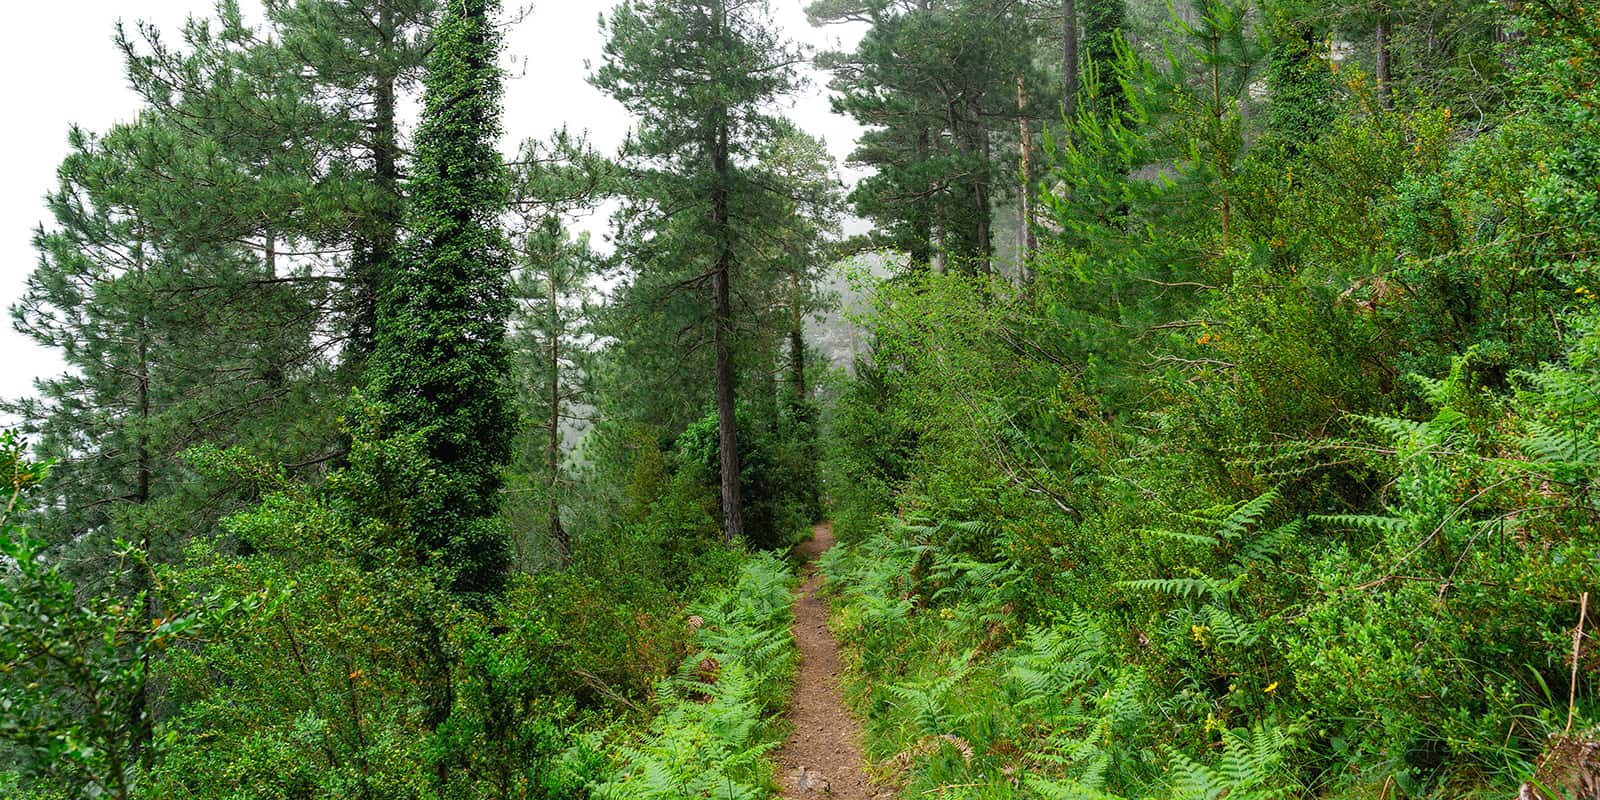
[1266,6,1335,152]
[1063,0,1079,121]
[366,0,515,597]
[1082,0,1126,111]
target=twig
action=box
[574,667,646,713]
[1567,591,1589,736]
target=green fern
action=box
[1199,604,1261,648]
[1308,512,1408,535]
[1119,576,1226,600]
[1168,724,1298,800]
[1214,489,1280,543]
[1025,774,1130,800]
[594,554,796,800]
[886,648,978,736]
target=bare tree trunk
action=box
[1017,74,1037,284]
[1209,29,1232,249]
[914,126,933,266]
[976,132,993,276]
[713,264,743,545]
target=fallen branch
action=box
[573,667,646,714]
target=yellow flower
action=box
[1264,681,1279,695]
[1190,624,1210,646]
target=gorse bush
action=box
[594,553,796,800]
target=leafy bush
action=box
[814,5,1600,797]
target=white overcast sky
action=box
[0,1,864,419]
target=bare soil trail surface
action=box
[775,522,879,799]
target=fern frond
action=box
[1120,577,1218,599]
[1239,519,1300,564]
[1521,420,1600,467]
[1143,528,1222,549]
[1310,513,1408,535]
[1355,413,1432,445]
[1215,489,1279,542]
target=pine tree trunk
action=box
[128,238,155,774]
[710,4,744,545]
[913,126,933,266]
[977,131,992,276]
[789,270,806,399]
[713,267,744,545]
[1017,74,1037,282]
[352,1,401,366]
[1210,30,1231,249]
[547,267,568,565]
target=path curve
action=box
[775,522,876,799]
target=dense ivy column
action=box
[1265,1,1334,152]
[366,0,516,598]
[1081,0,1126,111]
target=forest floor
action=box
[775,522,879,799]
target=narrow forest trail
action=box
[775,522,879,799]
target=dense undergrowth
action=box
[0,404,807,799]
[824,322,1600,798]
[818,3,1600,798]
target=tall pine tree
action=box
[593,0,804,544]
[811,0,1042,275]
[119,1,440,370]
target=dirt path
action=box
[775,522,878,799]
